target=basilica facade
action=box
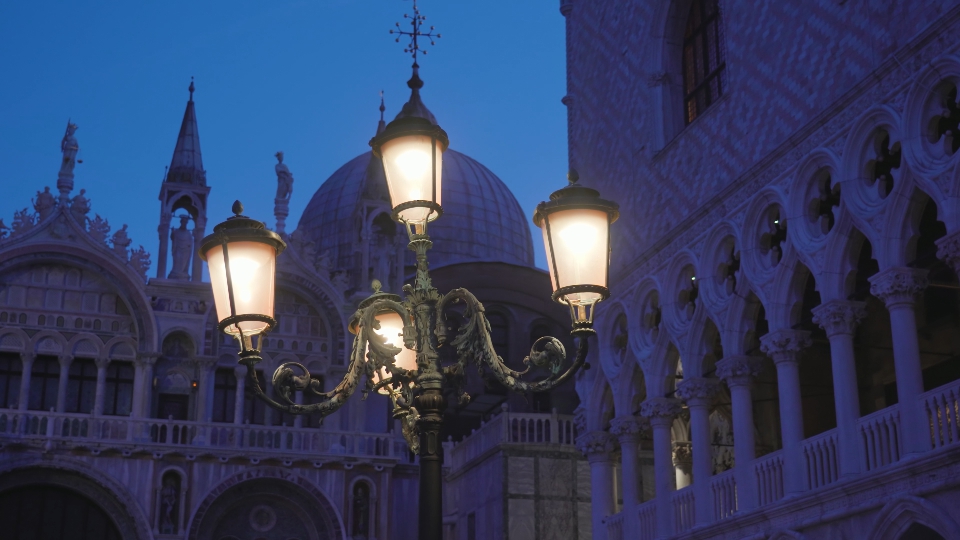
[0,74,578,537]
[564,0,960,539]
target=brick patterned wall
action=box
[563,0,955,288]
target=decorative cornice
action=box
[639,397,683,426]
[868,267,929,308]
[715,356,765,387]
[609,416,648,442]
[675,377,723,407]
[760,330,812,366]
[576,430,617,460]
[812,300,867,338]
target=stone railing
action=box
[801,428,839,489]
[445,407,578,473]
[0,408,404,462]
[922,377,960,450]
[858,405,902,471]
[604,511,624,540]
[711,468,738,520]
[636,499,657,540]
[754,449,785,506]
[672,485,696,533]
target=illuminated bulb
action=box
[395,149,431,181]
[228,257,261,303]
[559,222,598,249]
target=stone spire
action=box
[156,78,211,281]
[166,78,206,186]
[377,91,386,135]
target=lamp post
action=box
[198,4,619,540]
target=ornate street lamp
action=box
[199,3,619,540]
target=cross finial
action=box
[389,0,440,65]
[379,90,385,121]
[189,77,195,101]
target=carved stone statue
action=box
[112,224,131,256]
[169,215,193,280]
[128,246,151,281]
[87,214,111,243]
[275,151,294,200]
[33,187,56,221]
[12,208,36,236]
[59,122,79,176]
[0,219,8,239]
[70,189,90,227]
[159,475,179,534]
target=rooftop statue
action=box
[33,187,56,221]
[70,189,90,228]
[275,151,294,201]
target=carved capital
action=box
[935,231,960,277]
[812,300,866,338]
[94,357,110,370]
[760,329,811,366]
[573,405,588,435]
[639,397,683,426]
[57,354,74,368]
[576,431,618,461]
[609,416,648,442]
[672,441,693,468]
[868,267,928,308]
[715,355,765,388]
[675,377,723,407]
[20,352,36,365]
[137,352,160,366]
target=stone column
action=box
[812,300,866,477]
[676,377,722,525]
[191,217,206,282]
[577,430,618,540]
[869,267,930,454]
[18,353,36,410]
[196,358,217,423]
[233,365,247,425]
[610,416,647,532]
[132,353,158,418]
[760,330,811,495]
[55,354,73,413]
[156,213,171,279]
[640,397,682,539]
[715,356,764,511]
[92,357,110,416]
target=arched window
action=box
[683,0,726,124]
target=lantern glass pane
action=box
[206,241,277,337]
[381,135,442,223]
[369,311,418,395]
[541,208,609,305]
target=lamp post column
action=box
[676,377,722,525]
[760,330,811,495]
[869,267,930,455]
[715,356,764,511]
[812,300,866,477]
[641,397,682,539]
[610,416,647,532]
[577,430,618,540]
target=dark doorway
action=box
[0,484,122,540]
[899,523,946,540]
[157,393,189,420]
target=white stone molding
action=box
[868,267,929,308]
[759,329,812,365]
[811,300,867,338]
[675,377,723,407]
[715,356,765,388]
[935,230,960,277]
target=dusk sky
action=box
[0,0,568,271]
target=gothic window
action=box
[28,356,59,411]
[933,84,960,154]
[212,368,237,423]
[683,0,726,124]
[867,130,901,198]
[0,354,22,408]
[65,358,98,414]
[302,376,326,428]
[103,361,134,416]
[243,370,268,425]
[351,482,372,538]
[158,471,182,534]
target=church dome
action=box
[297,149,535,272]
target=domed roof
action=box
[297,149,535,271]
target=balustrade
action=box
[604,512,624,540]
[710,469,738,520]
[445,410,578,472]
[672,486,696,533]
[801,429,840,489]
[754,450,784,506]
[922,378,960,450]
[636,499,657,540]
[858,406,902,471]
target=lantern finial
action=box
[567,168,579,185]
[372,279,383,293]
[232,200,244,216]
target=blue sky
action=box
[0,0,568,272]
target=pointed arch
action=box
[867,495,960,540]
